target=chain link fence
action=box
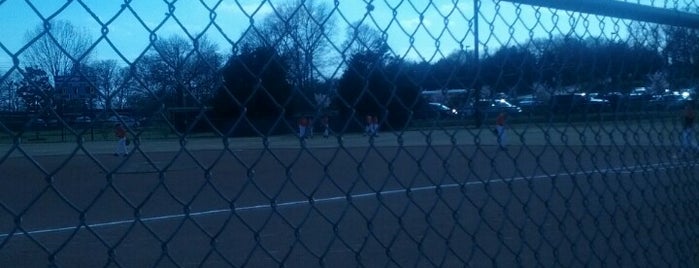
[0,0,698,266]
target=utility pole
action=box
[472,0,483,128]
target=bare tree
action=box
[129,35,223,129]
[86,60,129,111]
[22,20,93,78]
[140,35,223,105]
[342,21,389,56]
[242,0,337,91]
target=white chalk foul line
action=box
[0,160,695,239]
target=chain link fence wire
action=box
[0,0,698,266]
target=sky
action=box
[0,0,687,73]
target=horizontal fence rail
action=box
[503,0,699,28]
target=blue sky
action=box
[0,0,663,72]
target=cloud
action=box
[438,2,472,14]
[400,17,433,30]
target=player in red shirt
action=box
[681,102,697,155]
[298,116,309,139]
[321,115,330,138]
[495,112,507,150]
[113,123,128,157]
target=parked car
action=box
[585,93,612,112]
[415,102,460,120]
[629,87,651,98]
[549,93,610,113]
[649,94,691,111]
[465,98,523,123]
[74,116,92,124]
[107,115,139,127]
[516,95,546,112]
[29,118,47,128]
[476,98,522,116]
[602,92,626,111]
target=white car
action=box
[30,118,47,128]
[107,115,139,127]
[75,116,92,123]
[415,102,459,119]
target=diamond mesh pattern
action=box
[0,0,698,266]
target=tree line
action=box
[1,1,697,134]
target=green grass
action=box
[0,123,221,144]
[0,110,682,144]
